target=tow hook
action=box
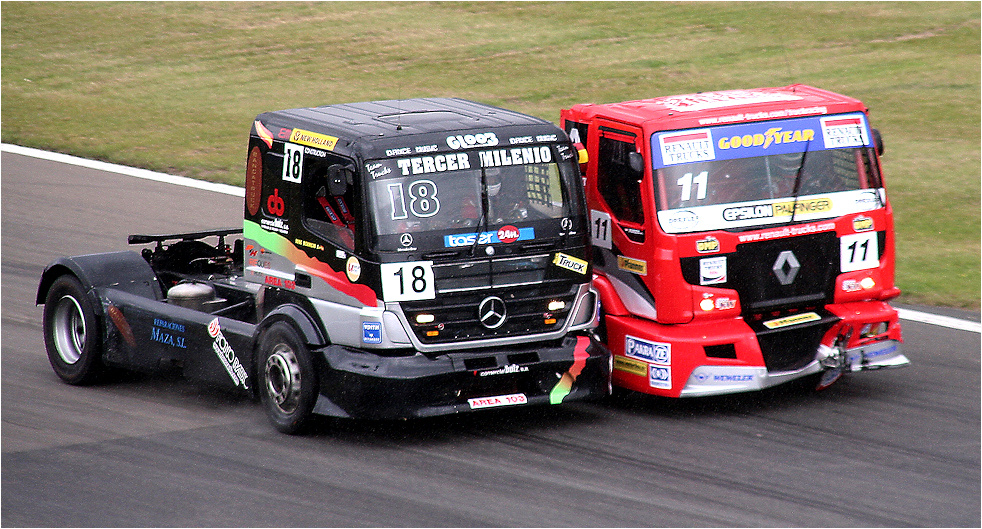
[817,327,853,390]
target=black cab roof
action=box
[254,98,566,160]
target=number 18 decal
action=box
[590,209,612,250]
[380,261,436,301]
[840,232,879,272]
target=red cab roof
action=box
[563,84,868,131]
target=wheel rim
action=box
[264,344,302,414]
[52,295,86,365]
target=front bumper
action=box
[311,334,610,420]
[679,338,907,397]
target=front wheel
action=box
[42,274,106,385]
[257,322,319,434]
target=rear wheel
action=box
[257,322,319,434]
[43,275,106,385]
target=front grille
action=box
[682,231,838,313]
[401,253,582,345]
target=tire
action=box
[257,321,319,434]
[42,275,106,385]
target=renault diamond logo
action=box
[478,296,507,329]
[773,250,800,286]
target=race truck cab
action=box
[38,98,609,433]
[561,84,909,397]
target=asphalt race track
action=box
[2,149,979,527]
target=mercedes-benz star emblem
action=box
[400,233,414,247]
[478,296,507,329]
[772,250,801,286]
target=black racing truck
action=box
[38,98,610,433]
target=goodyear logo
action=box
[553,253,588,275]
[290,128,339,151]
[853,215,874,232]
[617,256,647,276]
[763,312,821,330]
[613,356,647,377]
[696,236,720,253]
[717,127,815,150]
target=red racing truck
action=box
[561,84,909,397]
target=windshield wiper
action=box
[787,139,811,225]
[469,167,490,258]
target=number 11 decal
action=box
[840,232,879,272]
[590,209,612,250]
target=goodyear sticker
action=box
[617,255,648,276]
[290,128,339,151]
[763,312,821,330]
[553,253,588,275]
[614,356,647,377]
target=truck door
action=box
[590,122,647,248]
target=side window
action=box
[302,154,358,252]
[597,136,645,225]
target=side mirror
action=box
[872,129,884,156]
[627,151,645,175]
[326,164,352,196]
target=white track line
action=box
[1,143,243,197]
[4,143,979,333]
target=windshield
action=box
[653,113,885,233]
[366,144,582,251]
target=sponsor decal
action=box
[294,238,325,251]
[415,144,439,153]
[853,215,874,232]
[763,312,821,330]
[661,90,803,113]
[367,162,392,179]
[207,318,249,389]
[254,121,274,148]
[259,217,289,235]
[715,297,736,310]
[553,252,588,275]
[693,369,756,383]
[772,198,832,217]
[447,132,498,150]
[699,256,727,285]
[616,255,648,275]
[345,256,361,282]
[263,275,296,290]
[362,321,382,344]
[478,146,552,167]
[717,127,815,151]
[497,225,521,243]
[737,222,836,242]
[696,236,720,253]
[649,364,671,390]
[396,153,472,175]
[245,147,263,216]
[842,279,863,293]
[723,204,773,222]
[468,393,528,409]
[659,209,699,231]
[444,227,535,247]
[613,356,648,377]
[659,129,715,166]
[476,364,529,377]
[266,189,285,217]
[150,318,187,349]
[624,335,671,364]
[821,115,868,148]
[289,128,338,151]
